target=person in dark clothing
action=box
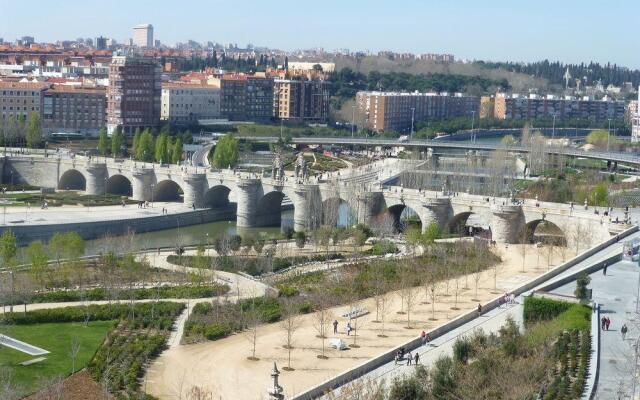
[332,320,338,334]
[477,303,482,315]
[603,263,607,275]
[414,352,420,364]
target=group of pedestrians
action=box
[332,319,354,336]
[395,347,420,366]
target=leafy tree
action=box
[136,129,155,161]
[26,240,49,286]
[586,129,610,150]
[211,134,239,168]
[111,128,123,157]
[132,128,142,156]
[0,229,17,268]
[171,137,183,164]
[25,112,42,148]
[423,222,442,244]
[501,134,517,147]
[590,182,608,206]
[574,272,591,301]
[98,127,110,155]
[155,133,169,163]
[49,232,85,263]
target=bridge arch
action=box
[106,174,133,196]
[386,204,423,233]
[203,185,231,208]
[521,219,567,246]
[255,190,294,228]
[447,211,491,239]
[153,180,183,202]
[322,197,357,227]
[58,169,86,191]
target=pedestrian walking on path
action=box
[606,317,611,331]
[622,324,628,340]
[420,331,427,346]
[414,352,420,365]
[603,263,608,275]
[477,303,482,315]
[333,320,338,334]
[406,352,412,365]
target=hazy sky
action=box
[1,0,638,68]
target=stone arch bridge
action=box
[1,156,620,247]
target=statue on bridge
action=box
[272,153,285,181]
[294,153,308,182]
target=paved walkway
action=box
[324,231,640,398]
[551,260,640,400]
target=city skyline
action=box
[0,0,638,69]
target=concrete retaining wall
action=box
[583,303,601,400]
[0,206,237,246]
[291,226,638,400]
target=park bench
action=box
[341,306,369,319]
[20,357,47,366]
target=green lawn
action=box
[0,320,114,396]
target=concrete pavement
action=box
[323,231,640,398]
[551,260,640,400]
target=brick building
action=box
[356,91,479,133]
[273,79,330,122]
[42,85,106,135]
[220,74,273,122]
[0,81,48,126]
[107,53,161,135]
[490,93,625,122]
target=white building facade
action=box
[633,90,640,142]
[161,84,221,124]
[133,24,154,48]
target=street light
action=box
[552,114,556,142]
[607,118,612,152]
[410,107,415,141]
[470,111,476,143]
[351,105,355,138]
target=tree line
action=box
[475,59,640,89]
[0,112,43,148]
[98,126,186,163]
[329,68,511,100]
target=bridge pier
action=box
[236,178,261,228]
[292,184,321,231]
[422,197,452,232]
[183,173,207,208]
[490,204,525,243]
[131,169,153,202]
[356,191,384,227]
[84,162,107,196]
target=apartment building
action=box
[42,85,106,135]
[0,81,48,126]
[633,90,640,143]
[273,79,330,122]
[491,93,625,122]
[107,53,161,135]
[161,83,220,124]
[220,74,273,122]
[356,91,480,132]
[133,24,154,48]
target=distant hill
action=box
[321,56,551,93]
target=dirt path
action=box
[144,244,575,400]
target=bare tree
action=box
[427,271,441,321]
[34,375,65,400]
[472,265,483,301]
[452,276,462,310]
[243,296,261,361]
[312,295,333,359]
[280,300,301,371]
[376,290,391,338]
[186,386,214,400]
[69,336,80,374]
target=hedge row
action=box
[523,297,574,325]
[167,253,344,276]
[1,302,185,327]
[30,284,229,304]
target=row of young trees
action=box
[0,112,43,148]
[97,127,183,163]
